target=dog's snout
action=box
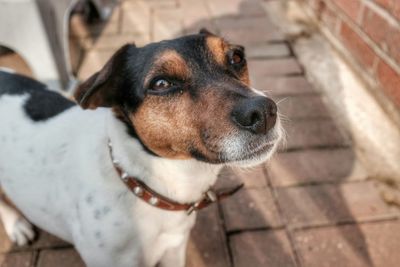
[231,96,277,134]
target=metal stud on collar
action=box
[206,190,217,202]
[149,197,159,206]
[133,186,143,196]
[121,172,129,181]
[186,201,201,215]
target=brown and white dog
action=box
[0,30,282,267]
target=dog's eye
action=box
[229,49,245,65]
[151,78,173,90]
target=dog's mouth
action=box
[227,137,280,165]
[199,134,280,165]
[195,118,283,165]
[238,140,276,160]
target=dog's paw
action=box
[3,213,35,246]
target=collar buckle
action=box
[206,190,217,202]
[186,201,201,215]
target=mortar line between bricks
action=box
[266,169,303,267]
[289,215,400,232]
[79,31,148,38]
[226,225,286,236]
[257,73,308,79]
[258,72,306,78]
[39,246,76,252]
[225,235,235,267]
[251,37,290,44]
[270,92,322,98]
[262,163,272,187]
[281,144,351,153]
[248,55,294,60]
[76,47,136,52]
[286,40,297,58]
[14,243,75,255]
[268,40,292,45]
[277,146,352,154]
[281,39,306,76]
[270,178,377,189]
[32,249,40,267]
[216,203,234,267]
[253,73,305,79]
[200,11,273,22]
[4,242,72,254]
[282,116,342,122]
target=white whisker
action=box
[276,97,290,105]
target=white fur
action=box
[0,67,16,74]
[250,87,267,97]
[0,91,281,267]
[0,200,35,246]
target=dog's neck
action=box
[106,111,223,204]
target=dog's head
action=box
[74,29,282,166]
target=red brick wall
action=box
[299,0,400,109]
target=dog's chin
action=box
[225,140,279,167]
[197,121,283,165]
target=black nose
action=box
[231,96,277,134]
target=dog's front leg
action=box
[0,199,35,246]
[158,233,189,267]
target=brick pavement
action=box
[1,0,399,266]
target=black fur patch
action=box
[0,71,76,121]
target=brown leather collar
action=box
[108,141,243,214]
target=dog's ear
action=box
[199,28,216,36]
[74,43,137,109]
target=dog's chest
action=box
[76,189,196,266]
[126,198,196,260]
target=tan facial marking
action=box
[206,37,250,86]
[130,88,237,160]
[240,65,250,85]
[206,36,228,65]
[144,50,191,86]
[131,94,196,159]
